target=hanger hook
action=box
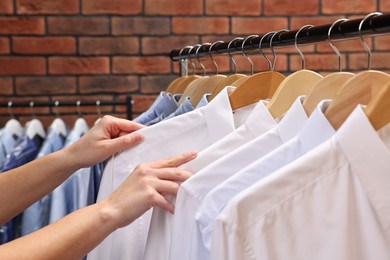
[328,18,348,72]
[7,101,14,119]
[242,35,258,75]
[258,31,275,71]
[201,42,212,75]
[358,12,382,70]
[179,45,192,77]
[270,29,289,71]
[187,45,199,76]
[209,41,224,74]
[295,25,313,70]
[54,100,60,117]
[227,37,243,74]
[195,43,208,76]
[96,100,101,118]
[76,100,82,118]
[29,101,36,119]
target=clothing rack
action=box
[0,97,133,120]
[170,13,390,61]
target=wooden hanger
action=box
[209,74,247,101]
[303,18,355,116]
[229,32,286,110]
[165,77,186,93]
[365,80,390,130]
[266,26,323,118]
[188,74,227,106]
[170,75,201,94]
[325,70,390,129]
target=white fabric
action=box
[211,105,390,260]
[193,100,334,260]
[143,100,276,260]
[168,96,308,260]
[87,87,254,260]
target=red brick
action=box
[316,38,372,53]
[48,17,109,36]
[290,16,341,30]
[290,54,347,71]
[49,57,109,75]
[145,0,203,15]
[79,37,139,55]
[113,56,171,74]
[112,17,170,36]
[131,95,158,113]
[79,76,139,94]
[232,18,288,35]
[323,0,376,14]
[374,35,390,51]
[0,57,45,75]
[0,96,50,116]
[16,77,76,95]
[201,36,236,45]
[13,37,76,55]
[203,55,231,74]
[234,53,288,73]
[140,75,177,94]
[173,17,229,35]
[0,37,10,54]
[0,0,13,14]
[50,95,114,114]
[0,17,44,35]
[264,0,319,15]
[82,0,141,14]
[381,0,390,12]
[142,36,199,55]
[206,0,261,15]
[348,53,390,71]
[16,0,79,14]
[0,77,13,95]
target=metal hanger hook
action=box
[258,31,275,71]
[227,37,243,74]
[76,100,82,118]
[209,41,224,74]
[29,101,36,119]
[242,35,258,75]
[96,100,101,118]
[187,44,200,76]
[358,12,383,70]
[328,18,348,72]
[54,100,60,117]
[270,29,289,71]
[179,45,192,76]
[295,25,313,70]
[200,43,212,75]
[7,101,14,119]
[195,43,208,76]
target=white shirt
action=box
[193,100,334,260]
[168,96,308,260]
[87,87,254,260]
[211,106,390,260]
[143,100,276,260]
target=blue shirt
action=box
[21,128,67,236]
[146,94,182,126]
[87,162,104,206]
[196,93,211,109]
[0,134,43,244]
[163,96,195,121]
[0,130,19,170]
[134,92,172,125]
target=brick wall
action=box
[0,0,389,126]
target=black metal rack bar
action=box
[170,13,390,61]
[0,99,133,120]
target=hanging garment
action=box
[21,127,67,236]
[88,87,255,260]
[195,93,211,109]
[211,105,390,260]
[145,94,182,126]
[0,133,44,244]
[167,96,308,260]
[0,130,19,170]
[86,162,104,206]
[192,100,335,260]
[162,96,195,121]
[143,99,276,260]
[134,92,172,125]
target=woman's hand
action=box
[66,115,145,169]
[102,151,197,229]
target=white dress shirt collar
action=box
[336,105,390,229]
[244,100,276,137]
[277,96,307,142]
